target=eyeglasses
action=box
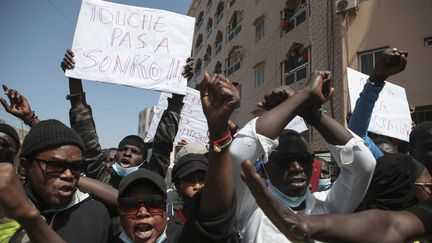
[32,158,85,176]
[118,195,166,216]
[272,153,314,167]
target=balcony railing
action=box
[206,29,213,39]
[216,12,224,25]
[204,57,211,67]
[228,22,242,41]
[195,43,202,54]
[282,5,307,34]
[283,63,308,85]
[214,42,222,55]
[206,1,213,13]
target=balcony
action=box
[282,5,307,35]
[216,12,224,25]
[195,43,203,54]
[283,63,308,85]
[214,42,222,55]
[228,22,242,41]
[206,0,213,13]
[206,29,213,39]
[227,60,241,75]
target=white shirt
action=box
[230,118,376,242]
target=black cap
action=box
[172,153,208,181]
[21,119,84,159]
[118,169,167,198]
[118,135,147,156]
[0,123,20,150]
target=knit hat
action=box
[172,153,208,181]
[118,169,167,198]
[21,119,84,159]
[0,123,20,150]
[118,135,147,156]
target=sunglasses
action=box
[272,152,314,167]
[118,195,166,216]
[32,158,85,176]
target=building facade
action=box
[187,0,432,151]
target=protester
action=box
[61,49,185,187]
[229,71,376,242]
[374,137,398,154]
[241,159,432,242]
[409,121,432,174]
[11,119,112,242]
[317,158,332,192]
[103,147,118,171]
[113,71,240,242]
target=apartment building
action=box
[187,0,432,151]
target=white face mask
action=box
[269,184,308,208]
[318,178,332,191]
[112,162,143,177]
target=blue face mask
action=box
[269,184,308,208]
[112,162,143,177]
[318,178,332,191]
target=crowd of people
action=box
[0,43,431,243]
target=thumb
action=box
[200,72,212,107]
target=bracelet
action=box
[209,130,232,153]
[24,111,38,126]
[65,92,85,100]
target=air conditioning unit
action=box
[335,0,359,14]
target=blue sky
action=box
[0,0,192,148]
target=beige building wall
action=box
[187,0,431,151]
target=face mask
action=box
[318,178,332,191]
[269,184,308,208]
[112,162,143,177]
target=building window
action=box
[206,18,213,39]
[425,37,432,47]
[195,34,203,54]
[358,48,386,75]
[214,31,223,56]
[282,43,309,85]
[214,61,222,74]
[204,45,212,67]
[215,1,224,25]
[228,11,242,41]
[207,0,213,13]
[195,58,202,75]
[412,105,432,124]
[227,46,242,75]
[281,1,307,35]
[229,0,235,7]
[255,22,264,42]
[255,67,265,87]
[196,11,204,30]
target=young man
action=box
[11,119,112,242]
[229,71,376,242]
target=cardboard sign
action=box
[146,88,209,146]
[347,68,412,141]
[66,0,195,94]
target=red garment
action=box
[175,208,187,223]
[309,159,322,192]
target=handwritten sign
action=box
[66,0,195,94]
[146,88,209,146]
[347,68,412,141]
[285,116,308,133]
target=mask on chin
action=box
[318,178,332,191]
[112,162,143,177]
[269,184,308,208]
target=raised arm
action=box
[348,48,408,158]
[0,163,65,243]
[0,85,39,127]
[241,159,428,243]
[77,176,118,209]
[61,49,104,177]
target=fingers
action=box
[61,49,75,71]
[2,84,8,92]
[200,72,212,109]
[0,97,12,113]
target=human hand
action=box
[0,85,35,123]
[182,57,194,80]
[61,48,76,72]
[302,71,334,107]
[200,72,240,138]
[257,85,295,111]
[370,48,408,84]
[0,163,40,221]
[241,160,310,242]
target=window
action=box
[412,105,432,124]
[204,45,212,67]
[255,22,264,42]
[207,0,213,13]
[214,61,222,74]
[282,43,309,85]
[228,11,242,41]
[215,1,224,25]
[358,48,386,75]
[281,1,307,36]
[425,37,432,47]
[227,46,242,75]
[196,11,204,30]
[195,34,203,54]
[214,31,223,55]
[206,18,213,39]
[255,67,264,87]
[195,58,202,75]
[229,0,235,7]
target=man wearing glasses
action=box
[10,119,112,242]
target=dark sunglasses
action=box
[32,158,85,175]
[118,195,166,216]
[272,152,314,167]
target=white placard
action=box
[285,116,308,133]
[66,0,195,95]
[347,68,412,141]
[146,88,209,146]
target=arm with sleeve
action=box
[348,82,384,159]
